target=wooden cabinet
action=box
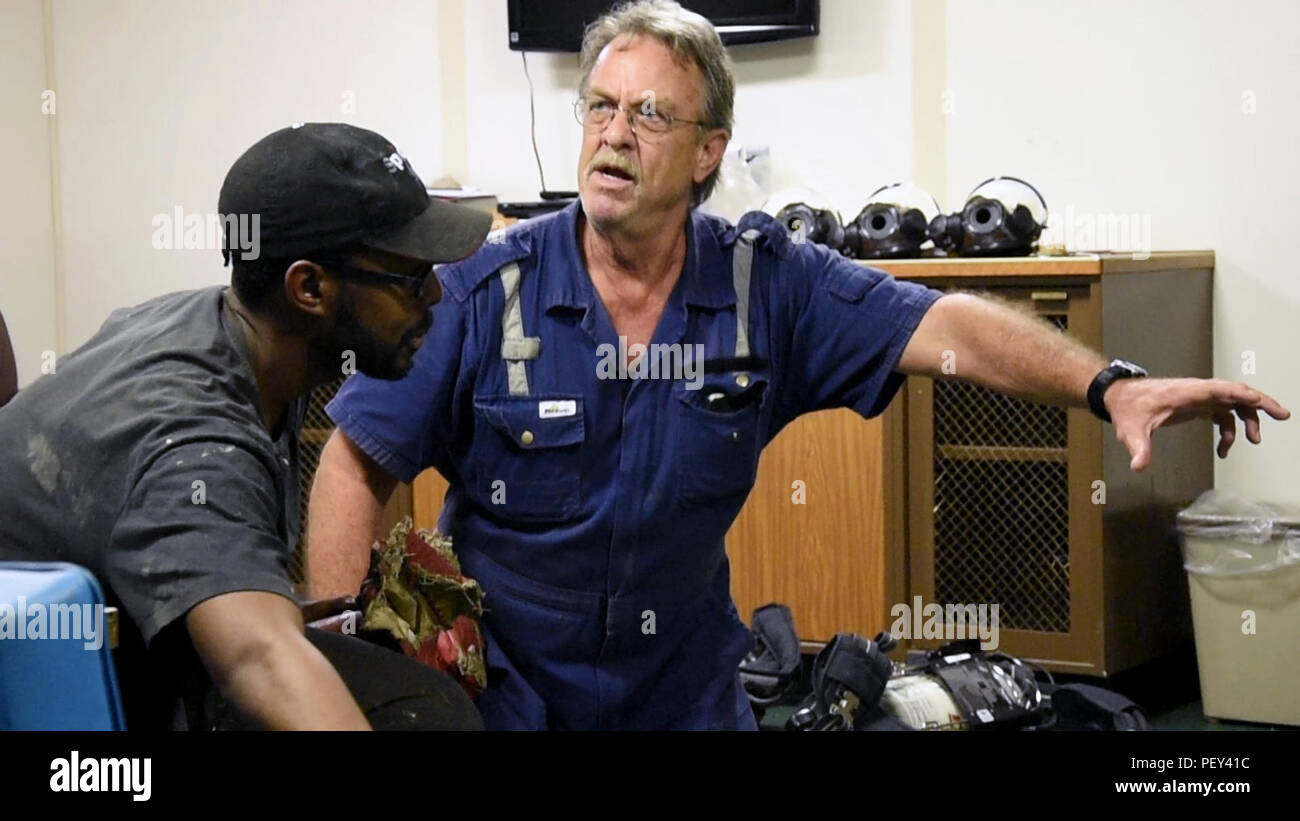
[727,252,1215,675]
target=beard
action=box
[327,299,424,381]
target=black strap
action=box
[739,604,801,706]
[701,355,770,375]
[1045,683,1149,731]
[790,633,893,731]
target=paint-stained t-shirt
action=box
[0,286,303,726]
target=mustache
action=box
[587,153,640,181]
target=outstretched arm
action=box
[898,293,1290,470]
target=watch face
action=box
[1110,359,1149,377]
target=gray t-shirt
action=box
[0,286,303,723]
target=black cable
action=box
[520,51,547,193]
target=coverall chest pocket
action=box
[675,375,767,506]
[472,394,585,522]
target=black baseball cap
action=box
[218,122,491,264]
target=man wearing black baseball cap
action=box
[219,122,492,382]
[0,123,490,729]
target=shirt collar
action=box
[539,201,591,312]
[682,209,737,309]
[541,200,737,313]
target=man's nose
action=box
[601,105,636,147]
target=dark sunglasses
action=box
[316,258,439,301]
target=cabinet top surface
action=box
[865,250,1213,279]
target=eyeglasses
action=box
[573,97,707,137]
[316,258,439,302]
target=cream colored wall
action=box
[458,0,915,218]
[12,0,915,370]
[47,0,444,350]
[942,0,1299,502]
[0,0,59,387]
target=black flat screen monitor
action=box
[507,0,819,52]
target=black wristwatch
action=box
[1087,359,1148,423]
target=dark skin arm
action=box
[186,590,371,730]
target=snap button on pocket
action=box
[472,395,585,522]
[735,373,750,388]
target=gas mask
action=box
[765,188,845,253]
[772,202,845,252]
[842,182,941,259]
[929,176,1049,257]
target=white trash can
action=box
[1177,490,1300,727]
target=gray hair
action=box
[578,0,735,205]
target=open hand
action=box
[1104,378,1290,471]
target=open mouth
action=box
[592,161,636,184]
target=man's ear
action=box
[283,260,334,319]
[693,128,730,186]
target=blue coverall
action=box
[327,201,941,729]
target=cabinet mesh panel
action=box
[293,375,348,585]
[931,314,1071,634]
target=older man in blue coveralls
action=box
[306,0,1288,729]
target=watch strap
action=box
[1087,360,1146,423]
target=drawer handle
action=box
[1031,291,1069,301]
